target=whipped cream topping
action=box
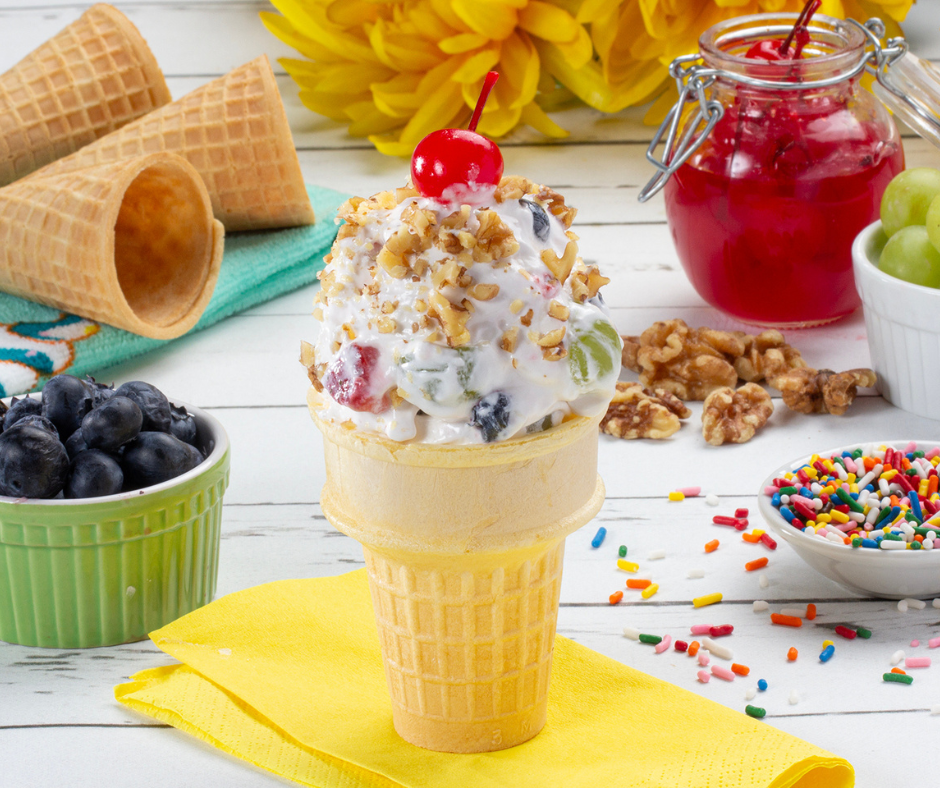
[305,178,621,444]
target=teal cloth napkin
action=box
[0,184,348,396]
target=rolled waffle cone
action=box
[0,151,223,339]
[309,388,605,753]
[1,4,170,187]
[35,55,314,232]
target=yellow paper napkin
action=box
[115,570,853,788]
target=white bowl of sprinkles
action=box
[758,440,940,600]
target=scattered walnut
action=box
[629,320,743,400]
[600,382,691,440]
[500,327,519,352]
[772,367,877,415]
[734,330,806,385]
[428,290,470,347]
[520,309,534,327]
[474,210,519,262]
[542,346,568,361]
[431,259,460,289]
[537,327,566,347]
[377,317,396,334]
[701,383,774,446]
[510,299,524,314]
[380,300,397,314]
[621,335,640,372]
[300,341,323,392]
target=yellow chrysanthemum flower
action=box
[262,0,913,156]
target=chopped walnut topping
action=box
[541,241,577,283]
[380,300,398,314]
[501,327,519,352]
[510,299,524,314]
[457,272,473,288]
[432,259,461,289]
[395,186,419,203]
[772,367,876,415]
[414,299,427,313]
[626,319,744,400]
[621,335,640,371]
[520,309,534,327]
[537,327,566,347]
[569,264,610,303]
[547,300,570,321]
[543,346,568,361]
[313,307,323,322]
[341,323,357,340]
[389,386,408,407]
[468,283,499,301]
[413,258,429,277]
[473,209,519,262]
[601,382,691,440]
[400,203,436,238]
[735,330,806,385]
[702,383,774,446]
[377,317,396,334]
[377,225,419,278]
[428,290,470,347]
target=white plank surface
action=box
[4,1,940,787]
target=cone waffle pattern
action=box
[0,4,170,187]
[363,540,565,748]
[36,56,314,232]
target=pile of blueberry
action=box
[0,374,205,499]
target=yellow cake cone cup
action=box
[309,388,605,753]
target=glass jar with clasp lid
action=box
[640,12,940,328]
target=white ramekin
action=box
[852,221,940,421]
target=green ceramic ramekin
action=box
[0,403,230,648]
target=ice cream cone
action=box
[0,4,170,187]
[34,56,315,232]
[309,388,605,753]
[0,151,223,339]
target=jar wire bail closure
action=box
[638,17,915,202]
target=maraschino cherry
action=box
[411,71,504,203]
[745,0,820,61]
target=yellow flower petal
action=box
[372,73,424,117]
[520,101,568,137]
[298,89,370,120]
[369,18,445,70]
[346,104,406,137]
[551,24,593,69]
[576,0,620,23]
[451,46,502,83]
[439,32,490,53]
[315,62,397,93]
[269,0,379,62]
[518,2,581,43]
[452,0,519,40]
[262,14,345,63]
[500,31,540,107]
[325,0,382,26]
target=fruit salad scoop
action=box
[304,74,620,444]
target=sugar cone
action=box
[0,4,170,187]
[0,151,223,339]
[309,388,605,753]
[34,56,314,232]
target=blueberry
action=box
[470,392,511,442]
[41,374,94,439]
[81,396,143,452]
[122,431,203,489]
[0,424,69,498]
[13,414,58,435]
[520,198,550,242]
[4,396,42,431]
[169,403,197,446]
[85,376,115,408]
[65,428,88,460]
[114,381,171,433]
[65,449,123,499]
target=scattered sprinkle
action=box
[753,600,769,612]
[759,574,770,589]
[688,568,706,579]
[693,592,723,608]
[745,687,757,701]
[648,549,666,561]
[745,557,768,571]
[899,600,909,613]
[618,545,627,558]
[771,613,802,628]
[639,633,662,645]
[675,640,689,652]
[787,647,798,661]
[706,494,720,506]
[701,637,733,660]
[911,639,920,648]
[617,559,639,572]
[906,598,927,610]
[654,635,673,654]
[688,641,701,656]
[745,705,766,719]
[929,637,940,649]
[627,579,652,589]
[697,669,711,683]
[711,665,735,681]
[757,679,768,691]
[779,608,804,618]
[690,624,712,635]
[623,627,641,640]
[806,603,817,620]
[591,527,607,548]
[609,590,623,605]
[705,539,720,553]
[731,663,750,676]
[820,644,835,662]
[669,491,685,502]
[678,486,701,497]
[641,583,660,599]
[698,652,710,667]
[884,672,914,684]
[788,690,799,705]
[834,625,857,640]
[891,650,906,666]
[856,627,872,639]
[905,656,931,668]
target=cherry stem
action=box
[779,0,820,57]
[468,71,499,133]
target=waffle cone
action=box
[0,151,223,339]
[0,4,170,187]
[309,389,605,752]
[34,56,314,232]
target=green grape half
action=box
[568,319,621,387]
[880,168,940,238]
[878,225,940,288]
[925,194,940,254]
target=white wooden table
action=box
[3,2,940,785]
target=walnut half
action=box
[772,368,877,416]
[701,383,773,446]
[600,382,692,440]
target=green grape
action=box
[568,319,621,386]
[878,225,940,288]
[880,168,940,238]
[925,194,940,254]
